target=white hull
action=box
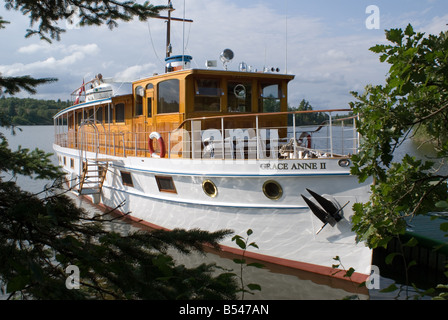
[54,144,373,283]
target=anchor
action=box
[301,188,349,234]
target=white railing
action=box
[54,110,359,160]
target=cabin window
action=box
[194,79,221,112]
[120,171,134,187]
[260,83,281,112]
[146,83,154,118]
[76,111,82,125]
[96,106,103,122]
[135,86,144,116]
[227,82,252,112]
[155,176,177,193]
[105,105,111,123]
[68,114,74,128]
[147,98,152,117]
[158,79,179,114]
[115,103,125,122]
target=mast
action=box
[153,1,193,72]
[166,0,174,59]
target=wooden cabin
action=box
[58,67,294,159]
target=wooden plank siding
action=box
[58,69,294,159]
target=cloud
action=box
[0,44,100,76]
[17,43,51,54]
[2,0,448,107]
[114,63,159,81]
[423,14,448,34]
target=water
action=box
[1,125,446,300]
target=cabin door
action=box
[143,88,154,156]
[133,86,146,157]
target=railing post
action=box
[354,115,359,152]
[341,120,345,156]
[292,112,297,158]
[256,115,260,159]
[168,132,171,158]
[122,133,126,157]
[221,117,225,159]
[135,132,137,156]
[329,112,333,157]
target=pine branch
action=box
[4,0,168,42]
[0,75,57,95]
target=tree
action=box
[0,1,239,300]
[349,24,448,250]
[288,99,329,126]
[0,0,168,95]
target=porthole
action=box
[262,180,283,200]
[202,180,218,198]
[338,159,351,167]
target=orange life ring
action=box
[148,132,166,158]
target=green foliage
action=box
[0,177,239,299]
[288,99,329,126]
[3,0,168,42]
[0,97,69,125]
[231,229,264,299]
[331,256,364,300]
[1,1,167,100]
[349,24,448,249]
[0,126,239,299]
[0,0,242,300]
[0,76,57,96]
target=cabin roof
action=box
[133,68,295,85]
[54,68,295,119]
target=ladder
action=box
[78,159,109,195]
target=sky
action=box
[1,0,448,109]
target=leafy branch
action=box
[331,256,364,300]
[231,229,264,300]
[0,1,168,96]
[3,0,168,42]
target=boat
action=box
[52,3,373,285]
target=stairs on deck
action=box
[78,159,110,196]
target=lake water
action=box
[1,125,445,300]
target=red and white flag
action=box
[74,79,85,104]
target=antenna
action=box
[220,49,234,70]
[285,0,288,74]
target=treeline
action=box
[0,97,70,125]
[288,99,355,126]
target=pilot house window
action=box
[96,106,103,122]
[158,79,179,114]
[194,79,220,112]
[228,82,252,112]
[260,83,281,113]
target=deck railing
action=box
[54,109,359,160]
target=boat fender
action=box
[298,132,312,149]
[148,132,166,158]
